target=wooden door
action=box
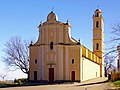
[34,71,37,81]
[71,71,75,81]
[49,68,54,82]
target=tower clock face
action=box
[96,34,99,37]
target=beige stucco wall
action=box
[68,46,80,81]
[81,57,100,81]
[29,46,39,80]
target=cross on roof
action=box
[52,7,54,11]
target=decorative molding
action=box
[46,25,48,44]
[54,26,56,44]
[42,26,44,44]
[42,46,44,80]
[66,47,69,80]
[38,47,42,80]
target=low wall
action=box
[111,72,120,81]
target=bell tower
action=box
[93,9,104,77]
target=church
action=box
[29,9,104,82]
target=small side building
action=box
[29,9,104,82]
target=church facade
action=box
[29,9,104,82]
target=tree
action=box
[2,36,29,77]
[0,73,7,81]
[111,22,120,43]
[104,55,116,75]
[105,22,120,73]
[106,22,120,57]
[0,69,9,81]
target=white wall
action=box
[82,57,100,81]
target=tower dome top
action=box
[47,11,58,21]
[95,9,102,12]
[94,9,102,17]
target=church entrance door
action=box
[34,71,37,81]
[71,71,75,81]
[49,68,54,82]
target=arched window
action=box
[96,12,99,17]
[35,59,37,64]
[96,21,99,28]
[72,59,74,64]
[96,43,99,50]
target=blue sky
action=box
[0,0,120,80]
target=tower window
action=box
[35,59,37,64]
[96,21,99,28]
[96,12,99,17]
[96,43,99,50]
[72,59,74,64]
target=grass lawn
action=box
[0,83,18,87]
[113,80,120,86]
[0,84,10,87]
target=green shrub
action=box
[113,80,120,86]
[14,78,27,84]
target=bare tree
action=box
[106,22,120,56]
[0,74,7,81]
[104,55,115,73]
[111,22,120,42]
[2,36,29,76]
[0,69,9,81]
[104,22,120,73]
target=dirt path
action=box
[0,77,117,90]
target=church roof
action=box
[47,11,58,21]
[95,9,102,12]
